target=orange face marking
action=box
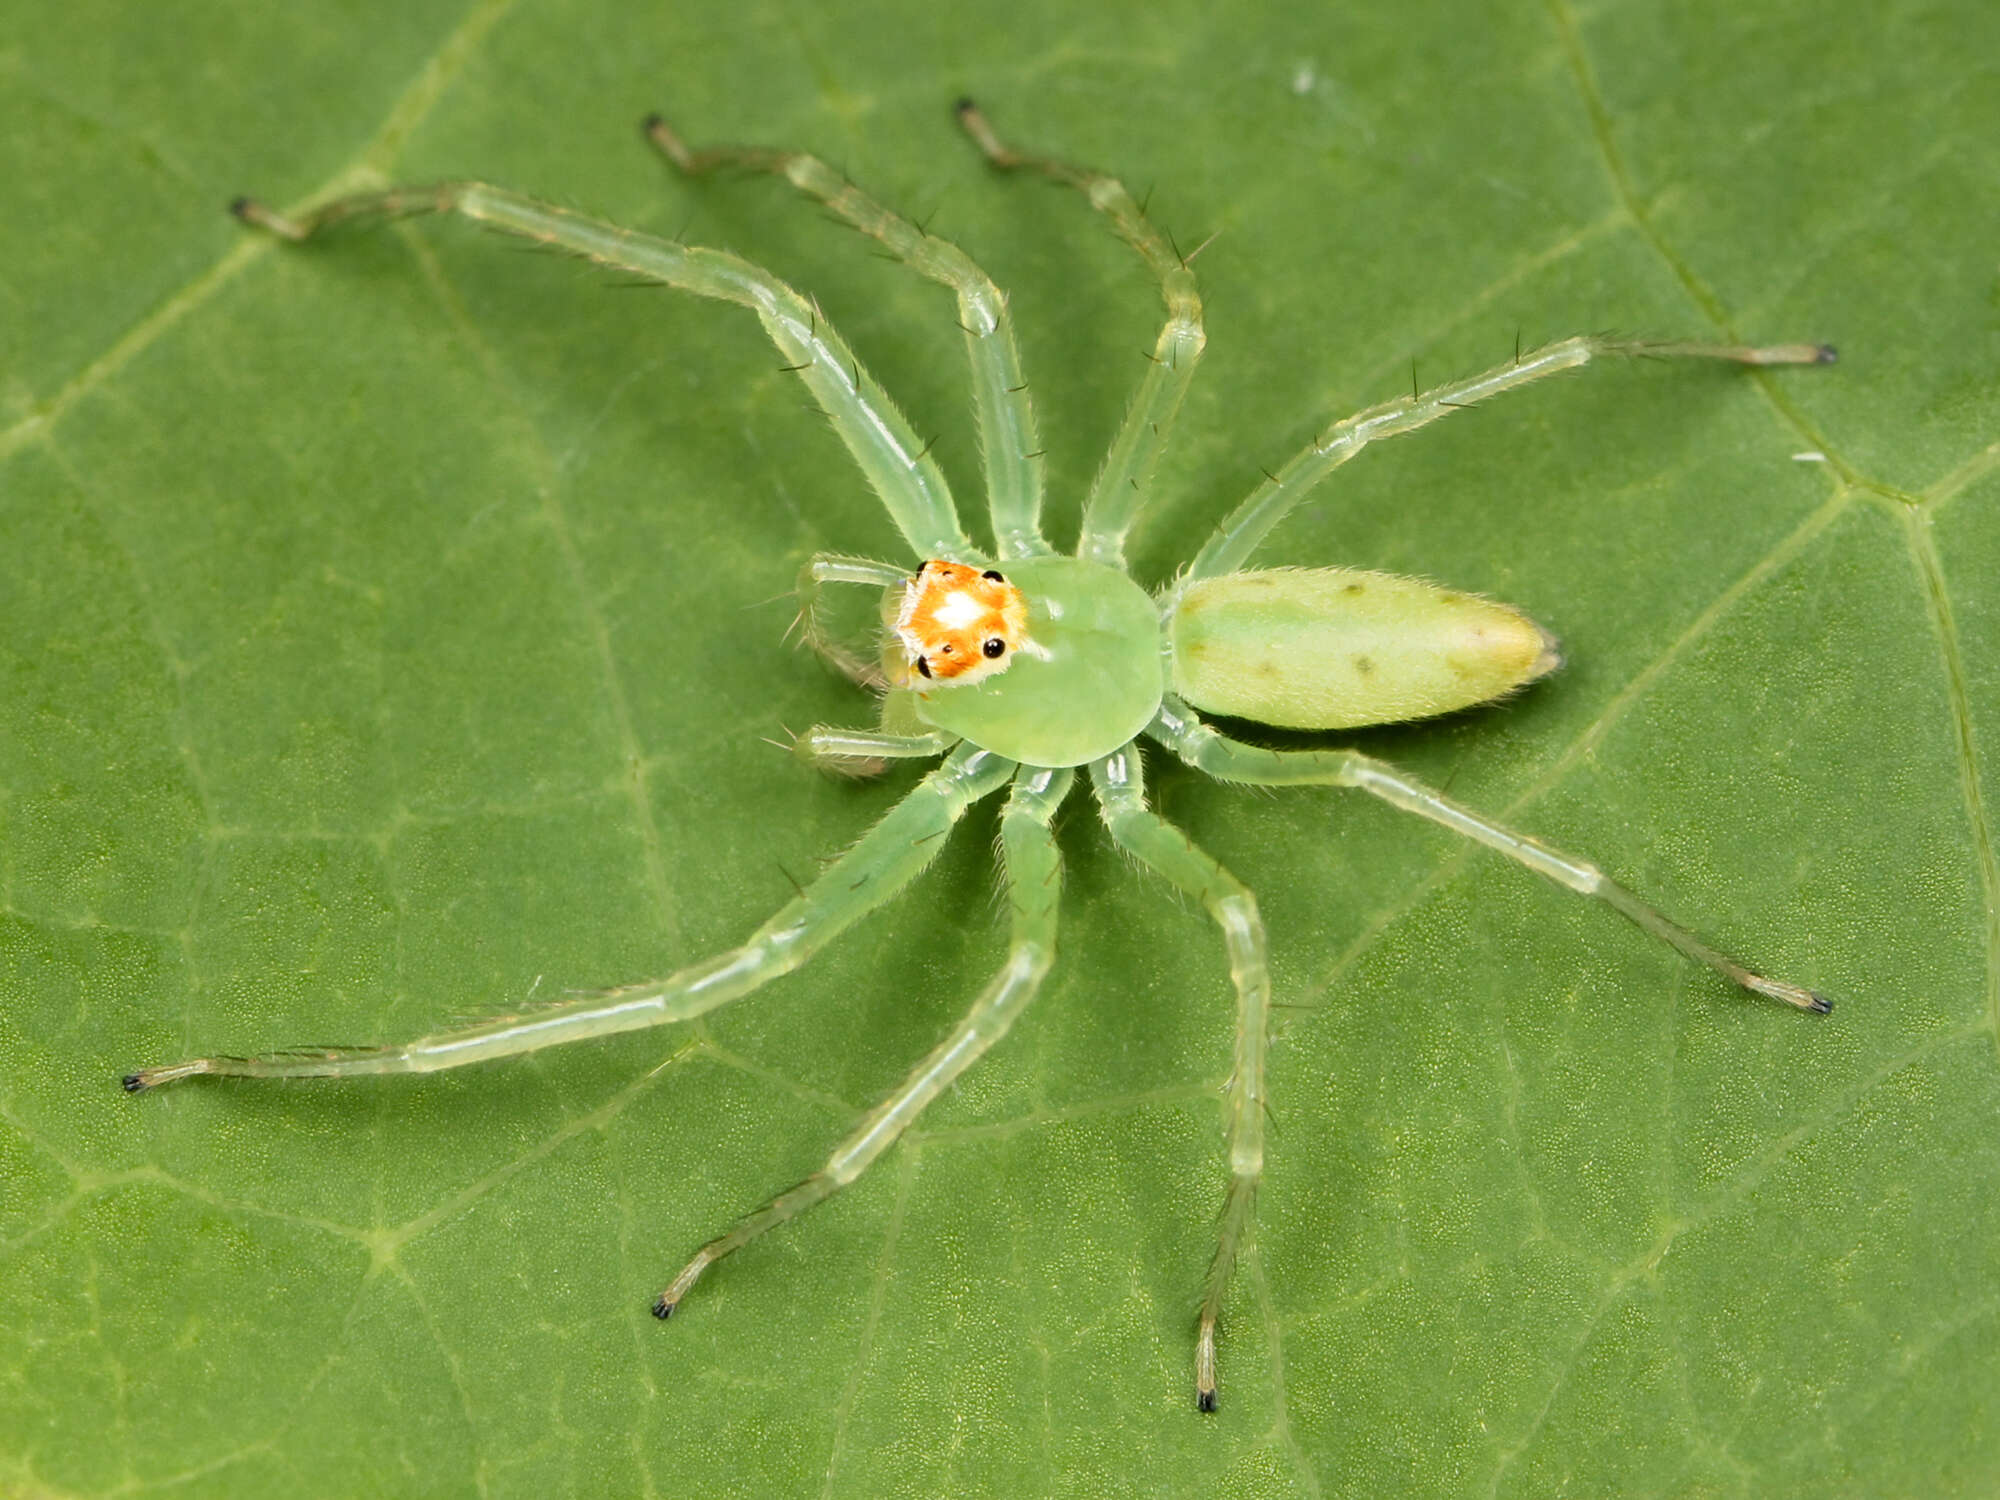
[894,561,1033,687]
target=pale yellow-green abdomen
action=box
[1168,568,1561,730]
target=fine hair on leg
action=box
[1089,746,1268,1411]
[958,100,1207,570]
[1180,333,1838,588]
[649,113,1053,560]
[124,747,1017,1089]
[655,764,1072,1317]
[232,183,973,561]
[1147,697,1830,1013]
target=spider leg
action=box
[796,552,907,691]
[230,184,973,561]
[123,747,1015,1089]
[789,726,956,779]
[1148,696,1831,1013]
[1089,746,1266,1413]
[656,764,1071,1316]
[958,101,1206,570]
[649,114,1053,561]
[1182,333,1836,584]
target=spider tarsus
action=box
[650,1295,676,1320]
[955,98,1019,170]
[1196,1387,1219,1414]
[122,1059,212,1090]
[230,196,306,241]
[1737,340,1839,367]
[1744,972,1833,1014]
[645,112,715,179]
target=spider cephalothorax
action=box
[129,102,1834,1415]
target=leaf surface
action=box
[4,2,1997,1495]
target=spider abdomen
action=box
[1168,567,1561,730]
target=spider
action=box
[125,101,1835,1413]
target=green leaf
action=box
[5,2,1996,1494]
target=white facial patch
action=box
[929,590,986,632]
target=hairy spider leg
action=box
[657,764,1072,1316]
[123,747,1015,1090]
[794,552,908,691]
[1147,696,1830,1013]
[958,101,1207,570]
[789,725,958,779]
[649,114,1053,561]
[231,184,974,562]
[1089,747,1268,1413]
[1183,333,1837,585]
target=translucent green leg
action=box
[649,114,1052,560]
[790,726,956,778]
[231,184,973,562]
[795,552,907,691]
[958,101,1207,570]
[123,747,1015,1090]
[1089,746,1266,1412]
[1147,696,1831,1013]
[1181,333,1838,584]
[655,764,1072,1317]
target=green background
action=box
[4,0,1997,1494]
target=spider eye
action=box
[914,656,932,679]
[981,569,1005,582]
[939,643,954,654]
[982,637,1006,658]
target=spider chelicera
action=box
[125,101,1835,1412]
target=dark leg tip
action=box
[641,112,664,135]
[1814,344,1838,365]
[954,96,977,115]
[227,196,254,221]
[650,1295,675,1320]
[121,1072,148,1093]
[1808,993,1834,1015]
[1196,1387,1219,1414]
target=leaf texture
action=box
[3,2,1997,1495]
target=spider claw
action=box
[1745,973,1833,1014]
[651,1295,676,1320]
